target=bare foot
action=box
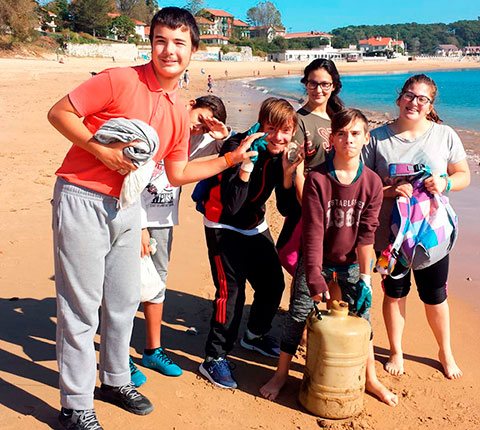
[384,352,404,376]
[439,350,463,380]
[259,372,287,401]
[366,378,399,407]
[299,326,307,347]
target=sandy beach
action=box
[0,56,479,430]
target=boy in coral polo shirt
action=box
[48,7,254,430]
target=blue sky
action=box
[163,0,478,33]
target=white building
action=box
[434,44,461,57]
[107,13,148,42]
[268,47,361,62]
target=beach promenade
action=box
[0,56,479,430]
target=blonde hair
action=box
[258,97,298,131]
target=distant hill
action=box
[331,20,480,54]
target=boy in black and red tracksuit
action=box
[196,98,303,389]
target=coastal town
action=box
[22,3,480,63]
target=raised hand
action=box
[230,132,264,165]
[201,116,229,140]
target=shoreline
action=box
[218,76,480,164]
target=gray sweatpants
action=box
[52,178,141,410]
[146,226,173,304]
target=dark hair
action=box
[193,95,227,124]
[331,108,369,135]
[257,97,298,131]
[397,74,442,123]
[300,59,344,118]
[149,7,200,50]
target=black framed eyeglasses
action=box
[305,80,333,91]
[401,91,431,106]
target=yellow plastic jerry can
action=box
[299,300,370,419]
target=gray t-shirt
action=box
[361,122,467,250]
[293,107,331,171]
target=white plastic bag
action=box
[140,238,166,303]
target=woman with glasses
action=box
[261,59,344,400]
[276,59,344,272]
[295,58,344,175]
[362,74,470,380]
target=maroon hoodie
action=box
[302,161,383,296]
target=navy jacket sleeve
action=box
[275,177,300,217]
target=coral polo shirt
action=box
[55,61,190,197]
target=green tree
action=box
[450,20,480,46]
[184,0,204,16]
[145,0,159,16]
[270,36,286,51]
[70,0,113,37]
[331,35,347,49]
[44,0,71,30]
[246,1,282,27]
[0,0,37,41]
[117,0,150,22]
[110,14,135,40]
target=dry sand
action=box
[0,56,480,430]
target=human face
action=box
[263,121,295,155]
[188,106,213,136]
[151,25,194,87]
[305,68,335,108]
[397,82,433,121]
[330,119,369,161]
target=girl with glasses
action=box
[276,59,345,275]
[276,60,345,276]
[362,74,470,380]
[295,58,343,173]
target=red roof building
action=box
[233,19,250,39]
[196,8,234,40]
[434,44,461,56]
[233,19,249,27]
[358,37,404,52]
[107,13,148,41]
[249,25,285,42]
[204,9,234,18]
[463,46,480,55]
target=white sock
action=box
[246,329,261,340]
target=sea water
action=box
[252,69,480,131]
[215,75,480,311]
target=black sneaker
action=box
[58,408,104,430]
[99,382,154,415]
[240,333,280,358]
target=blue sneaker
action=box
[240,333,280,358]
[142,348,183,377]
[199,357,237,389]
[129,356,146,388]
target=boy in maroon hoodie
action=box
[260,108,398,407]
